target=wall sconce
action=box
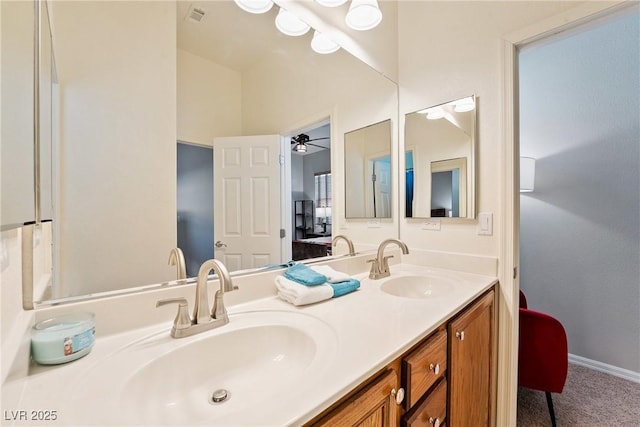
[520,157,536,192]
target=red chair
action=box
[518,291,568,427]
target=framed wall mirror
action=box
[26,0,399,306]
[404,95,476,219]
[344,119,392,219]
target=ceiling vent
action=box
[185,5,206,23]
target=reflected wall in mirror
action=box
[34,0,398,305]
[404,95,476,219]
[1,0,35,229]
[344,119,392,219]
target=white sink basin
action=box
[68,311,337,426]
[380,274,456,299]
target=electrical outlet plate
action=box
[367,219,381,228]
[421,220,441,231]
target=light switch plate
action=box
[477,212,493,236]
[422,220,441,231]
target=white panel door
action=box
[213,135,282,271]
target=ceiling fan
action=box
[291,133,330,153]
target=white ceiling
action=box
[176,0,397,77]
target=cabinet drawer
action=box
[402,378,447,427]
[402,328,447,408]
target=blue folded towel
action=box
[284,263,327,286]
[329,279,360,298]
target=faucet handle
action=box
[156,298,192,332]
[367,258,379,278]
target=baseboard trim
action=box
[569,353,640,383]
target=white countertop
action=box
[2,263,496,426]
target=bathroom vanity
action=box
[2,255,497,426]
[306,287,494,427]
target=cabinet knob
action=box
[429,417,441,427]
[391,387,405,405]
[456,330,465,341]
[429,363,440,375]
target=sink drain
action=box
[209,389,230,405]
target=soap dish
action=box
[31,312,95,365]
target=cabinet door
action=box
[311,369,400,427]
[448,290,494,427]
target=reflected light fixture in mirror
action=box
[316,0,348,7]
[275,8,311,36]
[346,0,383,31]
[454,96,475,113]
[233,0,274,14]
[311,30,340,54]
[520,157,536,192]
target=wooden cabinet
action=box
[448,289,495,427]
[401,328,448,427]
[305,288,495,427]
[402,379,447,427]
[402,328,447,409]
[308,368,400,427]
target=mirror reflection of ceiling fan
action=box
[291,133,330,153]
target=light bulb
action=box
[454,97,475,112]
[311,31,340,54]
[233,0,274,14]
[315,0,348,6]
[275,8,310,36]
[345,0,382,31]
[426,107,445,120]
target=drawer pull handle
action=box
[456,330,465,341]
[391,387,405,405]
[429,417,441,427]
[429,363,440,375]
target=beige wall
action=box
[50,1,177,296]
[241,48,399,246]
[397,1,583,256]
[177,49,242,145]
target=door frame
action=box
[497,2,631,425]
[281,110,334,258]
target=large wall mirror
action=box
[26,0,398,306]
[344,119,392,219]
[404,95,476,219]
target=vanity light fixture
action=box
[315,0,349,7]
[345,0,382,31]
[520,157,536,192]
[275,8,310,36]
[311,30,340,54]
[453,96,476,112]
[233,0,274,14]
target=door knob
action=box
[215,241,227,248]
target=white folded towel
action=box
[275,276,333,306]
[310,265,351,283]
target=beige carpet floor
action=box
[517,363,640,426]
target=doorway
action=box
[176,142,214,277]
[289,121,332,261]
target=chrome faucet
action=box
[332,235,356,256]
[168,247,187,281]
[368,239,409,280]
[156,259,237,338]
